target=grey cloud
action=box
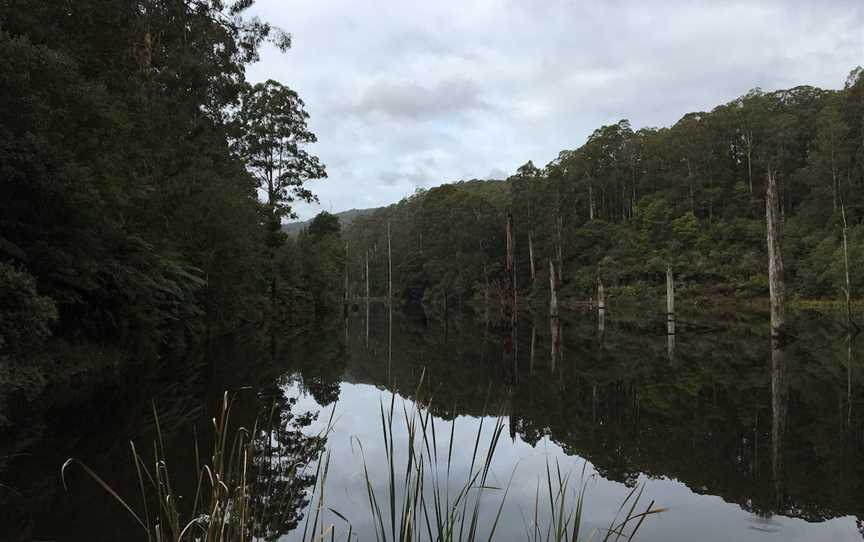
[487,168,509,180]
[378,169,435,188]
[249,0,863,220]
[345,77,489,119]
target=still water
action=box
[2,304,864,541]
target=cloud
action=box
[346,77,489,119]
[248,0,864,220]
[487,167,509,180]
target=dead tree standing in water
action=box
[766,168,785,339]
[666,264,676,359]
[766,167,789,505]
[841,204,856,329]
[343,241,349,315]
[504,213,516,324]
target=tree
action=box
[235,80,327,223]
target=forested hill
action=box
[343,71,864,315]
[284,178,509,235]
[284,208,376,236]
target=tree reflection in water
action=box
[251,384,326,540]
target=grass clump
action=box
[63,382,663,541]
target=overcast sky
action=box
[246,0,864,221]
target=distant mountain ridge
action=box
[283,207,377,235]
[284,178,507,235]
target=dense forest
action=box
[343,69,864,317]
[0,1,341,423]
[2,1,863,422]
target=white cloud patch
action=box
[247,0,864,220]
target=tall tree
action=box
[236,80,327,223]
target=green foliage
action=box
[298,214,345,317]
[235,79,326,220]
[345,67,864,316]
[0,1,328,388]
[0,263,57,359]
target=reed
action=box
[63,391,336,542]
[63,384,663,541]
[353,377,664,542]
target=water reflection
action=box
[0,332,330,542]
[297,305,864,541]
[3,305,864,541]
[770,333,786,512]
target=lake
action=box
[2,303,863,541]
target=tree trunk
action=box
[597,275,605,311]
[666,264,675,358]
[549,259,559,318]
[344,241,349,314]
[550,316,560,373]
[766,168,786,338]
[387,221,392,306]
[842,204,853,328]
[505,213,516,323]
[556,214,563,283]
[528,232,536,283]
[666,265,675,316]
[770,335,786,508]
[745,131,753,195]
[831,123,838,211]
[365,249,370,347]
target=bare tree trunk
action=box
[528,232,536,283]
[842,204,854,328]
[667,264,675,359]
[387,221,392,306]
[597,275,605,311]
[388,287,392,383]
[766,168,786,339]
[770,336,786,509]
[847,331,853,428]
[365,249,370,347]
[588,185,595,221]
[622,184,628,223]
[550,317,560,373]
[549,259,559,318]
[598,300,606,338]
[344,241,349,315]
[744,130,753,195]
[556,214,563,283]
[831,123,838,211]
[505,213,516,324]
[529,324,536,375]
[666,265,675,317]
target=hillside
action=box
[283,208,377,236]
[341,71,864,316]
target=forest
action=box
[342,70,864,317]
[3,1,864,541]
[0,0,337,422]
[1,1,863,409]
[2,0,863,416]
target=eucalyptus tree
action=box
[235,79,327,225]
